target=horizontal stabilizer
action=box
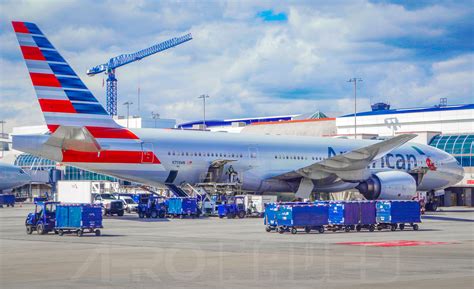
[44,126,101,152]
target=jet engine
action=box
[356,171,416,200]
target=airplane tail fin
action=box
[11,21,137,139]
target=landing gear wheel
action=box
[356,225,362,232]
[37,223,45,235]
[304,226,311,233]
[95,229,101,236]
[291,227,298,235]
[77,229,83,237]
[318,226,325,234]
[399,224,405,231]
[26,225,33,235]
[412,224,419,231]
[369,225,375,232]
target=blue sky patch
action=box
[257,10,288,22]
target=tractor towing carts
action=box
[25,202,103,237]
[137,195,167,218]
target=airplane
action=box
[10,21,464,203]
[0,162,30,193]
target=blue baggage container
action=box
[328,202,359,225]
[275,203,329,233]
[167,198,182,215]
[56,204,102,229]
[359,201,376,225]
[182,198,197,215]
[167,197,198,217]
[55,204,102,236]
[0,194,15,207]
[328,203,344,224]
[376,200,421,224]
[264,203,279,226]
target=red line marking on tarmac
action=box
[336,240,454,247]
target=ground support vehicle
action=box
[275,203,329,234]
[0,194,15,207]
[137,195,166,218]
[167,197,199,218]
[217,196,246,219]
[376,200,421,231]
[55,204,102,236]
[25,202,103,236]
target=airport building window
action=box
[429,134,473,167]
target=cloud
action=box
[0,0,472,133]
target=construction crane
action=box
[87,33,192,116]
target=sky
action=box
[0,0,473,132]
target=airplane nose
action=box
[446,156,464,184]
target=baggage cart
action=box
[376,200,421,231]
[0,194,15,208]
[328,202,359,232]
[276,203,329,234]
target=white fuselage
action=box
[13,128,464,194]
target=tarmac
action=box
[0,204,473,289]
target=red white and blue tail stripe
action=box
[12,21,126,134]
[12,21,162,167]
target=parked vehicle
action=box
[218,196,246,219]
[25,202,102,236]
[244,195,278,217]
[167,197,199,218]
[0,194,15,208]
[137,195,166,218]
[117,195,138,213]
[94,194,124,216]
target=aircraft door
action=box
[141,142,155,164]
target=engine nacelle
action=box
[356,171,417,200]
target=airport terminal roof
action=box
[340,103,474,118]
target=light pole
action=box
[0,120,5,158]
[198,94,210,130]
[151,111,160,128]
[123,101,133,128]
[348,78,362,138]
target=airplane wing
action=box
[276,134,417,182]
